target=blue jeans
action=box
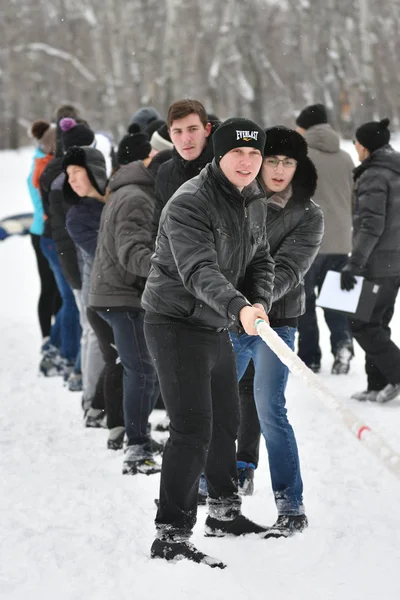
[40,236,81,363]
[97,310,159,446]
[231,326,304,515]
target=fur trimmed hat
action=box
[213,117,265,164]
[264,126,308,161]
[355,118,390,153]
[62,146,107,203]
[117,123,152,166]
[60,118,95,151]
[296,104,328,130]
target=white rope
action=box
[255,319,400,479]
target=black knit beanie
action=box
[296,104,328,130]
[264,126,308,160]
[60,118,95,150]
[117,123,152,166]
[355,118,391,153]
[213,117,265,164]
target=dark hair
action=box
[167,99,208,129]
[55,104,80,122]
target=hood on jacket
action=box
[108,160,155,193]
[304,123,340,154]
[62,146,107,204]
[353,145,400,181]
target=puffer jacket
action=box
[351,144,400,278]
[142,160,275,330]
[89,161,159,310]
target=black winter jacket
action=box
[155,129,216,209]
[351,145,400,278]
[142,160,275,330]
[40,157,82,289]
[66,197,104,259]
[266,159,324,322]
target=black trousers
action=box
[86,307,124,428]
[350,276,400,390]
[144,317,240,537]
[30,233,61,338]
[237,360,261,467]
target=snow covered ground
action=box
[1,146,400,600]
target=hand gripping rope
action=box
[255,319,400,480]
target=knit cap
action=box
[355,118,391,153]
[212,117,265,164]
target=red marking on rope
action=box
[357,426,371,440]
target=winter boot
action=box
[376,383,400,403]
[85,408,107,428]
[67,372,83,392]
[351,390,379,402]
[237,461,255,496]
[150,538,226,569]
[263,514,308,539]
[122,444,161,475]
[107,426,125,450]
[331,344,353,375]
[205,498,266,537]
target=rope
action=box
[255,319,400,479]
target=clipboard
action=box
[316,270,380,322]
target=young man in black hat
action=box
[142,117,275,568]
[295,104,354,375]
[342,118,400,403]
[232,127,324,536]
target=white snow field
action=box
[1,146,400,600]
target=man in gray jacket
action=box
[296,104,354,374]
[341,118,400,403]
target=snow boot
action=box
[150,538,226,569]
[376,383,400,403]
[107,426,125,450]
[237,461,255,496]
[263,514,308,539]
[351,390,379,402]
[331,344,353,375]
[85,408,107,428]
[122,444,161,475]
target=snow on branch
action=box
[13,43,97,83]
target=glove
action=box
[340,264,357,291]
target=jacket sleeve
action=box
[66,207,99,258]
[27,163,45,225]
[272,207,324,303]
[113,191,155,279]
[244,239,275,313]
[351,173,388,269]
[164,194,248,320]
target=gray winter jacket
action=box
[351,145,400,279]
[304,124,354,254]
[89,161,159,310]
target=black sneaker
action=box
[150,538,226,569]
[85,408,106,428]
[205,514,267,537]
[263,514,308,539]
[237,461,255,496]
[122,445,161,475]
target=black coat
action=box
[142,160,275,330]
[266,158,324,322]
[155,127,216,209]
[40,157,82,289]
[351,145,400,278]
